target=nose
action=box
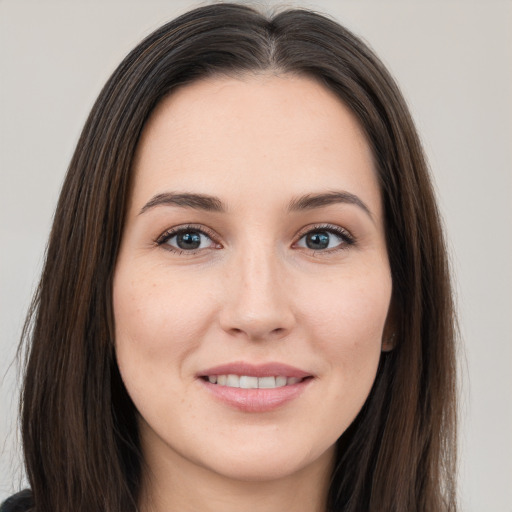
[219,246,296,341]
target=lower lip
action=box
[199,378,312,413]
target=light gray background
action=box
[1,1,511,510]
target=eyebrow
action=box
[288,191,373,221]
[139,192,225,214]
[139,190,373,220]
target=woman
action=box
[2,3,457,511]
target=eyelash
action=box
[155,224,220,255]
[294,224,356,252]
[155,223,356,255]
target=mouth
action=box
[197,362,313,412]
[201,374,307,388]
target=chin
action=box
[196,437,336,483]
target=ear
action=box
[381,299,398,352]
[381,331,395,352]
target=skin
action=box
[113,73,393,512]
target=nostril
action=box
[220,303,295,341]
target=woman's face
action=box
[113,74,392,483]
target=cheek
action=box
[114,263,212,339]
[309,281,389,443]
[301,268,391,397]
[306,268,390,339]
[112,264,214,389]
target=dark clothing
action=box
[0,490,33,512]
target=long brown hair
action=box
[19,3,457,511]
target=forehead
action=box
[130,73,380,216]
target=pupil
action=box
[306,231,329,250]
[177,231,201,250]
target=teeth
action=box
[239,376,258,389]
[258,376,275,388]
[207,375,303,389]
[226,374,239,387]
[276,376,287,387]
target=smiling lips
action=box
[198,362,313,412]
[207,374,303,388]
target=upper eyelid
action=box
[295,223,354,240]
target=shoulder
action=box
[0,490,33,512]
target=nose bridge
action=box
[220,240,294,340]
[239,244,279,305]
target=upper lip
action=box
[197,361,312,379]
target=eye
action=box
[156,226,219,253]
[295,226,354,251]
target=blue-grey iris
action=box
[306,232,330,250]
[177,231,201,250]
